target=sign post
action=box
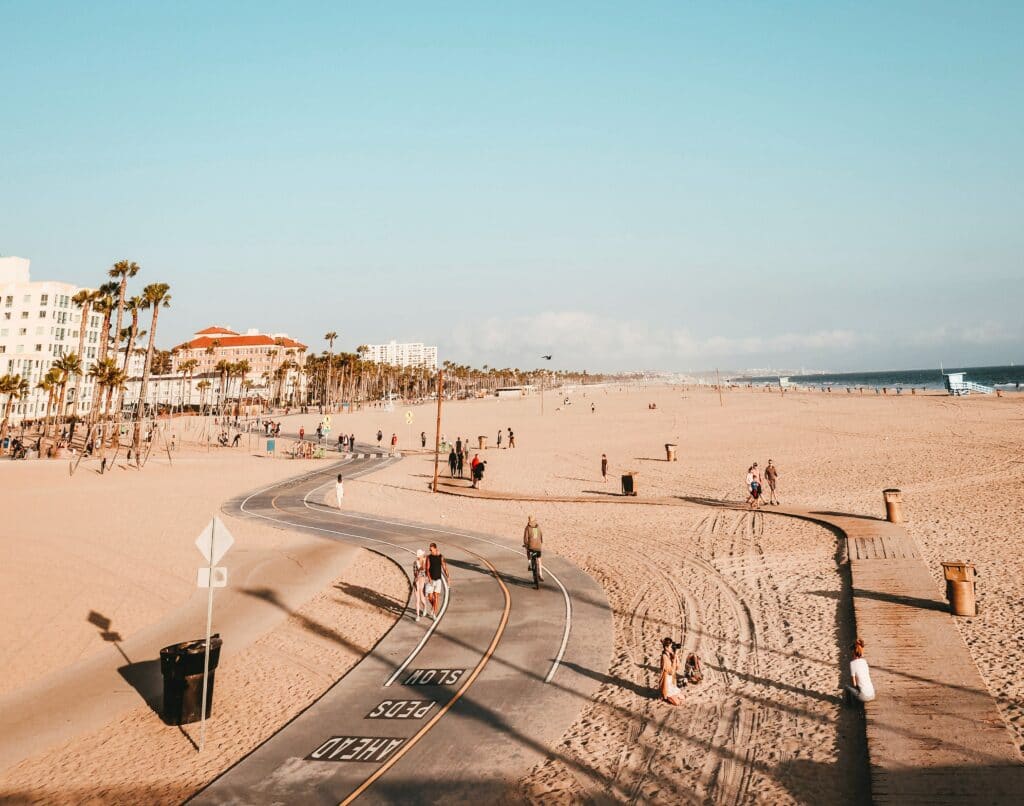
[195,516,233,751]
[405,410,413,451]
[432,373,444,492]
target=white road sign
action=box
[195,516,234,565]
[405,411,414,424]
[197,567,228,588]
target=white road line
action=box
[298,460,452,687]
[382,578,449,687]
[330,507,574,684]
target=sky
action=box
[2,2,1022,373]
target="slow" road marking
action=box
[339,546,511,805]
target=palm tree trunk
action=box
[132,306,162,466]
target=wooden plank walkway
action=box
[434,481,1024,802]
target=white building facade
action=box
[0,257,105,424]
[363,340,438,370]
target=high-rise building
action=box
[363,341,438,370]
[0,257,105,424]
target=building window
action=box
[40,294,49,306]
[21,311,29,319]
[18,328,27,336]
[23,294,30,303]
[35,344,43,352]
[38,310,46,318]
[4,296,12,307]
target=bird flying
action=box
[541,355,552,360]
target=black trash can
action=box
[621,473,637,496]
[160,635,223,725]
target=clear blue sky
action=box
[2,2,1021,372]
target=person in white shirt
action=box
[335,474,344,510]
[845,638,876,703]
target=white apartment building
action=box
[363,340,438,370]
[0,257,105,424]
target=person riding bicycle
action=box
[523,515,544,582]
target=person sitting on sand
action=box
[660,638,683,705]
[844,638,876,704]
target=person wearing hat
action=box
[523,516,544,582]
[412,549,429,622]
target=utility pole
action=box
[431,371,444,493]
[716,368,724,407]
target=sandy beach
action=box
[1,385,1021,802]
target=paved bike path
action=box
[189,456,612,804]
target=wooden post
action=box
[716,368,724,407]
[431,371,444,493]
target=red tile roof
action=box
[176,334,307,351]
[194,326,239,336]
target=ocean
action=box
[731,365,1024,391]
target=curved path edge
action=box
[189,455,614,805]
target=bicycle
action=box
[528,549,542,589]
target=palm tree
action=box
[108,260,141,371]
[37,368,62,437]
[111,295,145,442]
[178,358,198,412]
[0,374,30,444]
[71,288,98,421]
[324,331,338,409]
[132,283,171,466]
[215,359,231,413]
[52,353,81,433]
[87,281,120,427]
[197,379,212,414]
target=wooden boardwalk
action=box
[436,481,1024,802]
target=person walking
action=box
[746,464,762,509]
[764,459,779,505]
[376,429,383,447]
[523,515,544,581]
[421,430,426,448]
[448,447,458,478]
[299,426,305,442]
[390,433,398,456]
[497,429,503,449]
[470,453,482,488]
[413,549,429,621]
[508,428,515,448]
[338,434,344,453]
[456,448,465,479]
[601,453,609,482]
[660,637,683,706]
[844,639,876,704]
[425,543,451,618]
[335,474,344,510]
[455,436,463,457]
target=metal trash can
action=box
[160,635,223,725]
[942,562,977,616]
[882,488,903,523]
[621,472,637,496]
[665,443,678,462]
[478,435,487,450]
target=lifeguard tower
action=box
[943,371,993,396]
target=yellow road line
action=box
[339,546,511,805]
[266,491,513,805]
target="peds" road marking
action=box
[366,700,437,720]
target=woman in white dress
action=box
[412,549,429,622]
[845,638,876,703]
